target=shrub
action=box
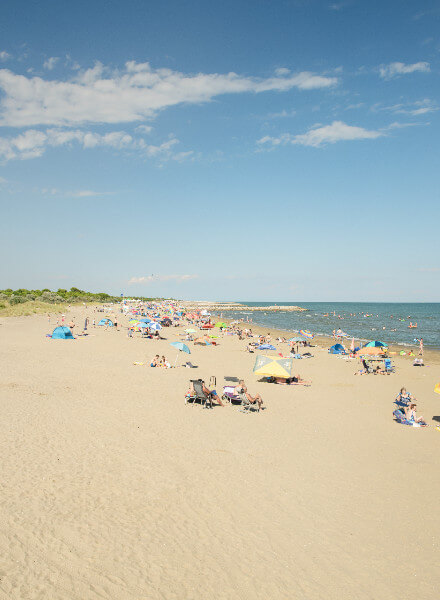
[40,291,64,303]
[0,302,5,309]
[9,295,28,305]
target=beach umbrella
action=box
[214,322,227,328]
[350,337,355,352]
[356,346,385,356]
[258,344,276,350]
[365,341,388,348]
[139,318,151,323]
[434,383,440,395]
[148,322,162,331]
[129,319,139,324]
[253,355,293,378]
[299,329,314,339]
[170,342,191,353]
[138,322,149,328]
[208,334,219,338]
[170,341,191,366]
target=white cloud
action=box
[136,124,153,134]
[0,51,10,62]
[379,61,430,79]
[43,57,59,70]
[128,274,198,284]
[70,190,106,197]
[0,176,6,184]
[257,120,383,148]
[0,127,187,162]
[0,61,338,128]
[372,98,438,116]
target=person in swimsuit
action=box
[234,380,263,410]
[405,403,427,425]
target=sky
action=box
[0,0,439,302]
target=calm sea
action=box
[219,302,440,349]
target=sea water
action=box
[220,302,440,349]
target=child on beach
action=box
[405,403,428,426]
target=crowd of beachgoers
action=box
[45,298,439,427]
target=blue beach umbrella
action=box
[258,344,276,350]
[365,341,388,348]
[170,341,191,366]
[140,318,151,323]
[170,342,191,354]
[148,322,162,331]
[138,322,149,328]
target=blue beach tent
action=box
[51,326,74,340]
[329,343,345,354]
[98,318,113,326]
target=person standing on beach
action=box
[419,338,424,356]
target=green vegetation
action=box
[0,287,157,317]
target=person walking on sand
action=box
[419,338,424,356]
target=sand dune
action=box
[0,308,438,599]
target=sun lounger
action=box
[185,379,213,409]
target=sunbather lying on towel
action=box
[273,374,311,385]
[234,380,263,410]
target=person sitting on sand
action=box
[246,343,255,353]
[150,355,160,367]
[405,403,428,426]
[160,355,171,368]
[234,380,263,410]
[396,387,412,404]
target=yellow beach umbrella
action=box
[434,383,440,395]
[253,355,293,378]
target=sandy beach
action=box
[1,306,439,600]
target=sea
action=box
[218,302,440,349]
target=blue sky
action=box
[1,0,439,301]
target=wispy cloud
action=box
[0,51,10,62]
[0,61,338,128]
[69,190,108,198]
[43,56,59,70]
[128,274,198,284]
[371,98,438,116]
[379,61,430,79]
[257,120,383,148]
[0,127,188,162]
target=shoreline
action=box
[214,314,440,365]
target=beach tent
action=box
[253,355,293,378]
[51,326,74,340]
[329,343,345,354]
[98,318,113,326]
[258,344,276,350]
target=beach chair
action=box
[185,379,213,409]
[384,358,394,373]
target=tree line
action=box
[0,288,156,306]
